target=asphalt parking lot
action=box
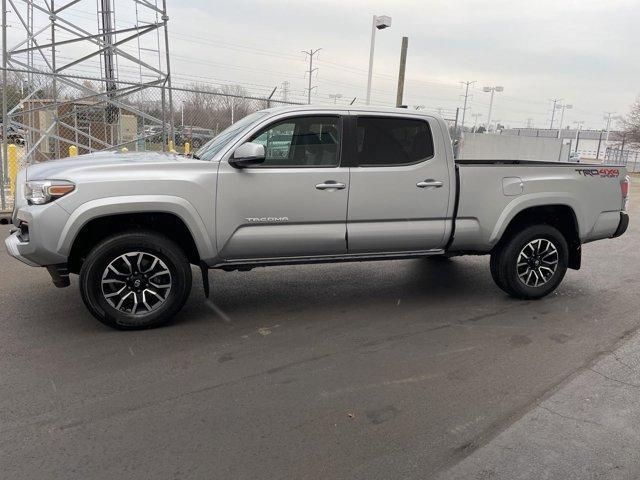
[1,181,638,480]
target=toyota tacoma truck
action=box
[5,106,630,329]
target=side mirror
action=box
[229,142,266,168]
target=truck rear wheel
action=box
[490,225,568,299]
[79,231,192,330]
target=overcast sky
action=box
[165,0,640,129]
[4,0,639,129]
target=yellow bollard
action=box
[184,142,190,155]
[120,147,129,153]
[168,140,174,153]
[8,144,18,197]
[69,145,78,157]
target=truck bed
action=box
[450,161,626,252]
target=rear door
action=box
[346,113,452,253]
[216,113,350,260]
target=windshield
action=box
[193,111,268,160]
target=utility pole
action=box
[557,102,572,132]
[1,0,7,210]
[604,111,615,144]
[302,48,321,105]
[281,81,290,102]
[395,36,408,107]
[573,121,584,153]
[549,98,563,129]
[459,80,476,131]
[471,113,482,132]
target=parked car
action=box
[0,123,25,145]
[142,125,164,143]
[6,106,630,329]
[175,126,215,149]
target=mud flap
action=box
[199,262,210,298]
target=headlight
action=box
[25,180,75,205]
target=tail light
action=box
[621,175,630,211]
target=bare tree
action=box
[622,97,640,146]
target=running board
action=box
[213,249,445,271]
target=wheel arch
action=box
[493,204,581,270]
[62,197,214,273]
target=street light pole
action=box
[483,86,503,131]
[365,15,391,105]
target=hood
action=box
[26,150,184,180]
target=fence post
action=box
[8,143,17,196]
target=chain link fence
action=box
[0,68,302,212]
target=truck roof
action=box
[262,104,442,119]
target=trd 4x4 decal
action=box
[575,168,620,178]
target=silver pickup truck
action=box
[5,106,630,329]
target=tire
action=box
[490,224,568,299]
[79,230,192,330]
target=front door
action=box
[346,114,452,253]
[216,114,349,260]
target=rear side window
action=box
[356,116,434,166]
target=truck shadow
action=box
[180,257,498,326]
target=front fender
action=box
[57,195,216,260]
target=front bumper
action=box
[4,202,70,267]
[5,230,40,267]
[612,212,629,238]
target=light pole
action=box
[329,93,343,104]
[365,14,392,105]
[483,86,503,131]
[557,103,572,132]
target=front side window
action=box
[250,116,341,167]
[194,111,268,161]
[357,116,434,166]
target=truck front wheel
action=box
[79,231,192,329]
[490,225,568,299]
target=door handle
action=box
[417,179,443,189]
[315,181,346,190]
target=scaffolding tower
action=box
[1,0,174,210]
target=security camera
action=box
[375,15,392,29]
